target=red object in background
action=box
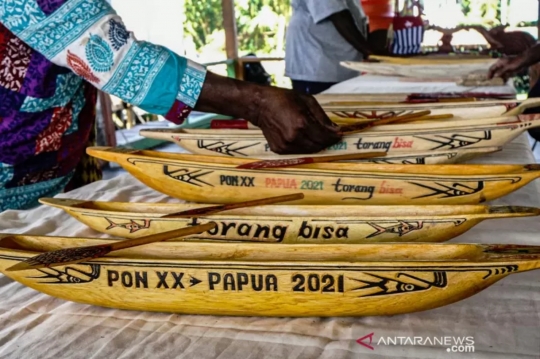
[361,0,394,32]
[210,119,258,129]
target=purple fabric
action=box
[0,86,26,118]
[21,51,58,98]
[0,109,54,164]
[36,0,68,15]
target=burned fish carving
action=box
[105,218,151,233]
[351,271,448,297]
[367,221,424,238]
[29,264,101,284]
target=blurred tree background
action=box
[460,0,501,25]
[184,0,291,85]
[184,0,290,57]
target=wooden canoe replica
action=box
[368,55,495,65]
[140,115,540,159]
[315,94,513,106]
[1,237,540,317]
[39,198,540,244]
[340,60,498,78]
[86,147,540,205]
[324,98,540,121]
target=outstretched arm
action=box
[0,0,204,124]
[488,44,540,80]
[328,10,372,57]
[465,25,504,49]
[0,0,341,154]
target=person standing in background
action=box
[285,0,372,95]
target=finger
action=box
[301,116,342,151]
[305,97,341,132]
[263,119,322,155]
[493,68,511,81]
[282,118,340,155]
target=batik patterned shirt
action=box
[0,0,206,211]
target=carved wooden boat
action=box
[316,94,510,106]
[39,198,540,244]
[324,98,540,120]
[369,55,495,65]
[86,147,540,205]
[140,115,540,159]
[1,237,539,316]
[340,60,498,78]
[315,94,516,106]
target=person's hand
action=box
[195,72,341,154]
[487,56,526,81]
[248,86,342,155]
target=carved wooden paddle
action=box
[161,193,304,218]
[236,152,387,170]
[6,222,217,272]
[339,110,431,134]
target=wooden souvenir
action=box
[323,98,540,121]
[368,55,495,65]
[314,94,515,106]
[139,114,540,159]
[40,198,540,244]
[1,237,540,317]
[86,147,540,205]
[340,60,498,79]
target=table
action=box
[1,133,540,358]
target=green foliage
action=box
[184,0,291,55]
[185,0,224,50]
[460,0,501,25]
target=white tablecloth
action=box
[324,74,516,95]
[1,133,540,359]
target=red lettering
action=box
[265,178,298,189]
[379,180,403,194]
[392,137,413,149]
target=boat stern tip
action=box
[86,146,138,162]
[482,244,540,265]
[523,164,540,172]
[38,197,88,209]
[488,205,540,217]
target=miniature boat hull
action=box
[141,115,540,159]
[1,238,539,317]
[340,60,498,78]
[368,55,496,65]
[315,94,515,106]
[86,147,540,205]
[40,198,540,243]
[325,98,540,121]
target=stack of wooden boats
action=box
[140,98,540,164]
[2,97,540,317]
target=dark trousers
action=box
[291,80,337,95]
[525,78,540,141]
